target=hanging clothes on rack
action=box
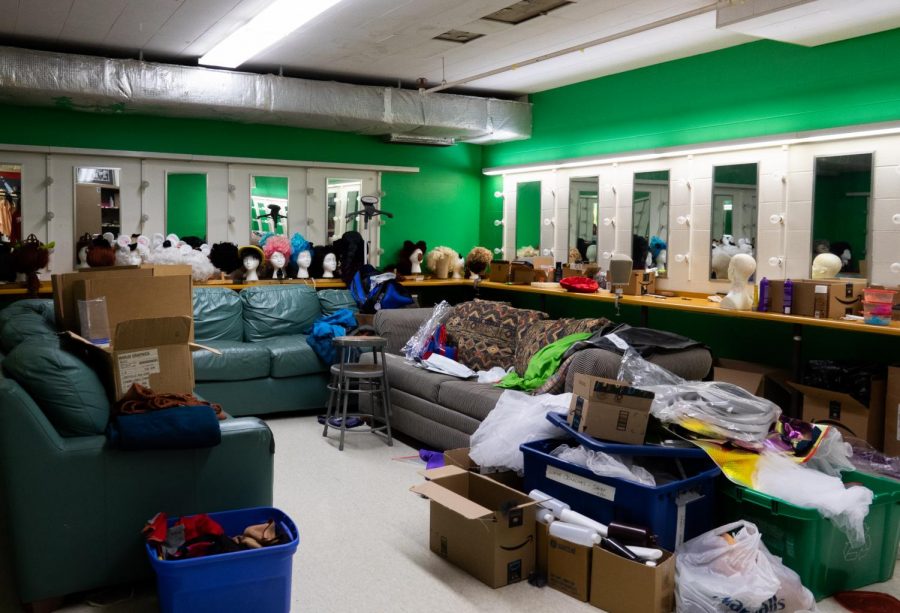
[0,196,15,239]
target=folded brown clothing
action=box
[114,383,226,420]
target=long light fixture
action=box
[199,0,344,69]
[483,121,900,176]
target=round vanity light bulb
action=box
[768,256,784,267]
[602,217,615,227]
[602,252,612,260]
[676,215,690,226]
[675,253,688,263]
[494,247,503,255]
[892,213,900,225]
[493,191,504,198]
[891,262,900,274]
[494,219,504,226]
[543,218,554,226]
[769,214,784,225]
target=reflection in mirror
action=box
[166,173,207,242]
[632,170,669,275]
[327,178,361,242]
[710,163,758,281]
[812,153,872,277]
[515,181,541,258]
[568,177,598,263]
[0,164,22,245]
[74,167,121,266]
[251,175,288,243]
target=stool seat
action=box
[322,334,393,451]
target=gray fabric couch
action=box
[362,305,712,451]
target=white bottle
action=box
[548,521,602,548]
[559,508,609,537]
[528,489,570,518]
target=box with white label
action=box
[520,438,720,551]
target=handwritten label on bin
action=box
[117,348,160,394]
[546,465,616,502]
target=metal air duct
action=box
[0,46,531,144]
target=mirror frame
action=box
[631,169,670,276]
[709,162,759,282]
[568,175,600,263]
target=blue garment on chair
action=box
[107,405,221,450]
[306,308,359,364]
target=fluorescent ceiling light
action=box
[199,0,344,69]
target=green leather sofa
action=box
[0,299,275,608]
[191,285,356,416]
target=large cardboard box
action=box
[624,270,656,296]
[792,279,866,319]
[883,366,900,456]
[443,448,523,491]
[70,316,194,400]
[547,534,592,601]
[790,378,887,449]
[589,547,675,613]
[410,465,536,588]
[568,375,653,445]
[536,522,550,579]
[488,261,534,284]
[713,358,792,410]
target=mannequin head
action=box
[297,250,311,269]
[812,252,842,279]
[243,254,259,271]
[720,253,757,311]
[323,253,337,276]
[397,240,427,276]
[270,252,286,270]
[238,245,265,282]
[728,253,756,284]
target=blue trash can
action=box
[147,507,299,613]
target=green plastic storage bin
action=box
[718,471,900,600]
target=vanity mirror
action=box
[251,175,288,242]
[166,172,207,241]
[0,164,21,244]
[327,178,361,242]
[710,163,758,281]
[568,176,598,262]
[632,170,669,275]
[74,166,120,265]
[516,180,541,258]
[812,153,872,277]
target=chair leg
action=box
[380,374,393,446]
[339,377,351,451]
[323,372,336,437]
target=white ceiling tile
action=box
[14,0,72,40]
[103,0,183,49]
[59,0,128,44]
[142,0,243,55]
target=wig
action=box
[396,240,426,276]
[333,231,365,284]
[465,247,492,277]
[426,246,457,278]
[86,236,116,268]
[11,234,50,297]
[209,242,242,274]
[262,234,292,260]
[180,235,204,250]
[182,248,218,282]
[308,245,336,279]
[239,245,266,268]
[289,232,312,266]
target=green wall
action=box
[0,103,483,265]
[515,181,541,252]
[485,28,900,168]
[166,173,207,239]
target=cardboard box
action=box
[624,269,656,296]
[883,366,900,456]
[488,261,535,284]
[713,358,792,410]
[410,465,536,588]
[443,448,523,491]
[562,264,600,279]
[535,522,550,579]
[70,316,195,400]
[589,547,675,613]
[790,378,887,449]
[792,279,866,319]
[568,375,653,445]
[547,534,592,601]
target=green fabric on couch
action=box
[192,340,272,381]
[193,287,244,341]
[3,342,110,436]
[241,285,322,341]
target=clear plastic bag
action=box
[550,444,656,486]
[617,348,780,444]
[469,390,571,474]
[401,300,453,361]
[676,520,817,613]
[803,427,854,477]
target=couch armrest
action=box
[374,307,435,355]
[564,347,713,392]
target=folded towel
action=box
[108,405,221,450]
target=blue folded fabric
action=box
[107,405,221,450]
[307,308,359,364]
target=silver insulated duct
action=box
[0,46,531,144]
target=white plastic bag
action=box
[676,521,817,613]
[401,301,452,361]
[550,444,656,486]
[469,390,571,474]
[803,427,854,477]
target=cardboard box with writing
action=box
[624,270,656,296]
[790,378,886,449]
[547,534,592,601]
[590,547,675,613]
[882,366,900,456]
[792,279,866,319]
[410,465,535,588]
[568,375,653,445]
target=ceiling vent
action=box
[434,30,484,44]
[384,134,456,146]
[483,0,573,25]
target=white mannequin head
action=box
[298,250,311,268]
[322,253,337,278]
[270,252,286,270]
[720,253,757,311]
[410,248,423,274]
[812,252,842,279]
[77,245,89,267]
[243,255,259,271]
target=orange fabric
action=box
[114,383,225,420]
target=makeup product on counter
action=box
[758,277,769,312]
[783,279,793,315]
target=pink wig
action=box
[262,234,292,260]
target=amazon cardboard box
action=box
[443,448,523,491]
[790,378,886,449]
[624,269,656,296]
[713,358,792,410]
[590,547,675,613]
[569,375,654,445]
[883,367,900,456]
[547,533,592,601]
[792,279,866,319]
[488,261,534,285]
[410,465,535,588]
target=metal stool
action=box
[322,335,393,451]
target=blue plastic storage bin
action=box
[521,438,720,550]
[147,507,299,613]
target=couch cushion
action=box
[264,335,324,378]
[437,380,505,421]
[2,343,110,436]
[192,340,271,382]
[514,317,610,376]
[1,312,59,353]
[0,299,55,329]
[241,285,322,341]
[318,289,358,316]
[193,287,244,342]
[445,300,548,371]
[361,352,458,403]
[374,307,434,355]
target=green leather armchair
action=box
[0,300,275,608]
